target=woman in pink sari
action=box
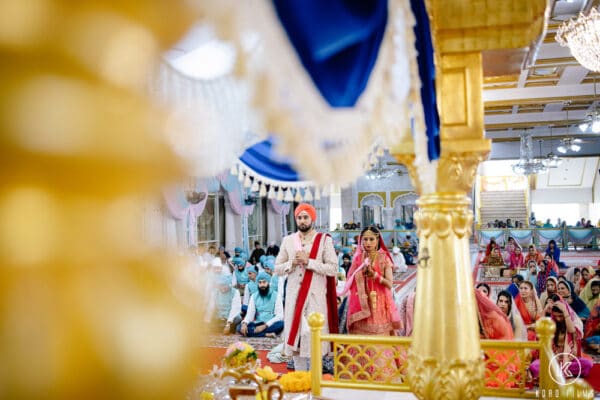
[339,226,401,381]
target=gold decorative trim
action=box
[436,153,486,193]
[358,191,387,208]
[414,193,474,239]
[407,353,485,400]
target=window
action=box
[247,198,264,246]
[198,194,220,248]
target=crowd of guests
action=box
[476,235,600,381]
[483,216,597,229]
[191,215,599,383]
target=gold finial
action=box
[535,317,556,338]
[308,312,325,329]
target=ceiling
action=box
[483,0,600,160]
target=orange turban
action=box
[294,203,316,221]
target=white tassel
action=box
[314,188,321,200]
[304,188,313,201]
[238,169,244,182]
[294,189,302,202]
[230,163,238,176]
[259,182,267,197]
[284,189,293,202]
[276,188,284,201]
[244,175,252,188]
[322,186,329,197]
[267,185,275,199]
[251,179,259,192]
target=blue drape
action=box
[272,0,387,107]
[410,0,440,161]
[239,138,301,182]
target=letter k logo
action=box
[560,361,573,378]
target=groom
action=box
[275,203,338,371]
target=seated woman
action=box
[476,290,520,389]
[557,278,590,320]
[529,299,593,380]
[536,255,558,296]
[484,247,505,267]
[545,239,566,269]
[584,297,600,352]
[539,276,558,308]
[514,281,542,341]
[508,246,525,271]
[496,290,527,341]
[476,283,491,298]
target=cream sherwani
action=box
[275,231,338,358]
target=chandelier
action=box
[578,78,600,133]
[512,132,548,176]
[557,137,582,153]
[556,8,600,72]
[542,126,563,168]
[365,160,397,180]
[365,147,397,180]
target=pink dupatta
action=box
[339,234,401,331]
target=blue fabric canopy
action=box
[410,0,440,161]
[272,0,387,107]
[239,138,301,182]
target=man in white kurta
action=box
[275,203,338,371]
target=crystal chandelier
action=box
[578,78,600,133]
[512,131,548,176]
[556,8,600,72]
[543,127,563,168]
[365,146,397,180]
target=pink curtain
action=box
[269,198,290,215]
[162,182,208,246]
[226,186,254,217]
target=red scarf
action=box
[287,233,338,347]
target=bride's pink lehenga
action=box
[339,240,402,382]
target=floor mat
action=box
[204,333,282,351]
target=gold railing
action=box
[309,314,594,399]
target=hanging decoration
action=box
[193,0,431,188]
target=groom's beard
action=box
[298,223,312,233]
[258,286,270,297]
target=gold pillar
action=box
[393,2,549,399]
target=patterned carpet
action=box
[560,250,600,267]
[204,333,282,351]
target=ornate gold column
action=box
[393,2,549,399]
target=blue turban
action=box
[334,244,342,250]
[259,255,267,265]
[246,265,257,273]
[234,247,243,253]
[232,257,245,266]
[256,271,271,283]
[217,274,232,287]
[263,259,275,270]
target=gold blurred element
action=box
[222,368,283,400]
[0,1,201,399]
[390,1,548,399]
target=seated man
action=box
[243,265,258,306]
[239,272,284,338]
[211,274,242,334]
[231,256,249,296]
[391,246,407,274]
